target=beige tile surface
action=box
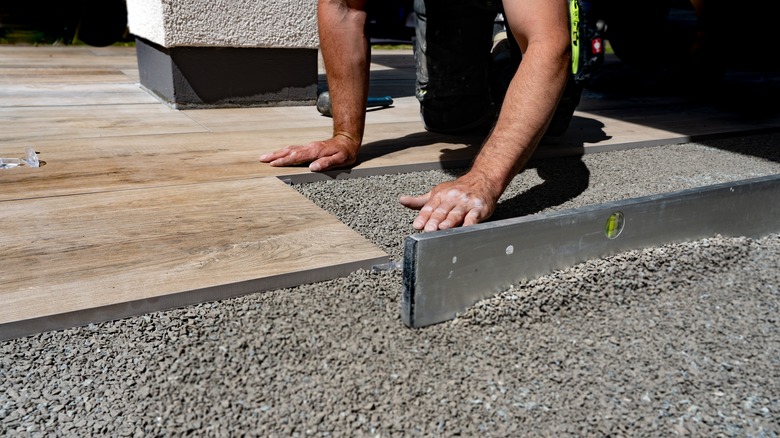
[0,177,387,328]
[1,45,777,339]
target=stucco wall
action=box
[127,0,319,49]
[126,0,167,45]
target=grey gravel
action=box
[296,134,780,259]
[2,134,779,436]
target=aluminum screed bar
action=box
[402,174,780,328]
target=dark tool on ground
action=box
[316,91,394,117]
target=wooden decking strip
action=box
[1,46,778,340]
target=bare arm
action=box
[259,0,369,171]
[401,0,571,231]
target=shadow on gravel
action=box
[354,116,602,221]
[492,156,591,222]
[487,116,606,221]
[537,115,612,150]
[700,130,780,165]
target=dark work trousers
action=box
[413,0,581,137]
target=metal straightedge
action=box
[402,174,780,328]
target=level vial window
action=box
[605,211,625,239]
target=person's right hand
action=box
[259,134,360,172]
[399,170,501,231]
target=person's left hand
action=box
[259,135,360,172]
[399,172,502,231]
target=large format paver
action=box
[1,45,778,340]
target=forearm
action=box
[398,0,573,231]
[471,40,570,196]
[318,0,370,144]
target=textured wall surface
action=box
[126,0,167,45]
[127,0,319,48]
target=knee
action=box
[419,95,496,135]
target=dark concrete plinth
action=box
[135,38,318,109]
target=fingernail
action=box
[310,162,321,172]
[413,218,424,229]
[259,154,269,161]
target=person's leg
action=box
[414,0,501,135]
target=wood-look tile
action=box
[0,104,207,143]
[0,177,388,338]
[0,46,138,69]
[2,45,778,341]
[3,104,776,201]
[0,122,474,200]
[181,96,421,132]
[0,68,132,84]
[0,83,158,106]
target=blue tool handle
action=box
[366,96,393,108]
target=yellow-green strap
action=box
[569,0,580,75]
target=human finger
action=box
[424,201,463,232]
[261,146,310,167]
[258,146,295,163]
[398,193,431,210]
[400,193,437,230]
[310,150,353,172]
[270,143,327,167]
[437,205,469,230]
[462,208,486,227]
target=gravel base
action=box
[2,135,779,436]
[295,134,780,259]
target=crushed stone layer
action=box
[296,134,780,260]
[2,134,779,436]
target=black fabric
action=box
[413,0,502,134]
[412,0,596,137]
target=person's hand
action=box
[259,134,360,172]
[399,172,503,232]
